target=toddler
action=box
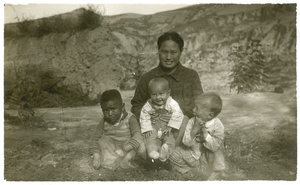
[89,89,145,170]
[170,92,225,180]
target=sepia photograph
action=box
[2,0,298,182]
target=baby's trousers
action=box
[144,128,175,154]
[170,145,225,174]
[97,135,146,169]
[169,146,200,174]
[145,110,175,154]
[200,147,225,173]
[97,136,131,169]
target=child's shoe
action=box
[149,151,159,160]
[92,154,102,170]
[119,150,138,169]
[120,160,138,169]
[159,144,169,162]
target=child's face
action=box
[101,99,124,124]
[193,101,214,122]
[149,83,170,106]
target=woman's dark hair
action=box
[157,32,184,51]
[100,89,122,106]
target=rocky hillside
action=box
[108,4,296,91]
[4,4,296,107]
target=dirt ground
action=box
[3,90,297,181]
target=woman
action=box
[131,31,203,120]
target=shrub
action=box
[34,18,54,37]
[77,5,103,31]
[228,40,294,93]
[52,16,76,33]
[6,5,104,38]
[119,54,145,90]
[17,17,35,37]
[228,40,268,93]
[6,63,97,108]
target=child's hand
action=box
[195,117,206,126]
[92,153,101,169]
[191,123,202,138]
[144,130,153,138]
[201,127,209,139]
[115,149,125,157]
[162,127,172,136]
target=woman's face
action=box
[158,40,182,69]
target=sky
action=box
[4,0,295,24]
[3,1,193,24]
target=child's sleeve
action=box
[182,118,196,147]
[139,102,154,133]
[125,115,144,150]
[167,97,184,130]
[203,119,224,152]
[88,119,105,155]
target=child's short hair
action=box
[148,77,170,91]
[196,92,222,117]
[100,89,122,106]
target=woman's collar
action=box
[155,63,182,82]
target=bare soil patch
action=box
[4,90,297,181]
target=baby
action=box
[140,77,184,162]
[170,92,225,180]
